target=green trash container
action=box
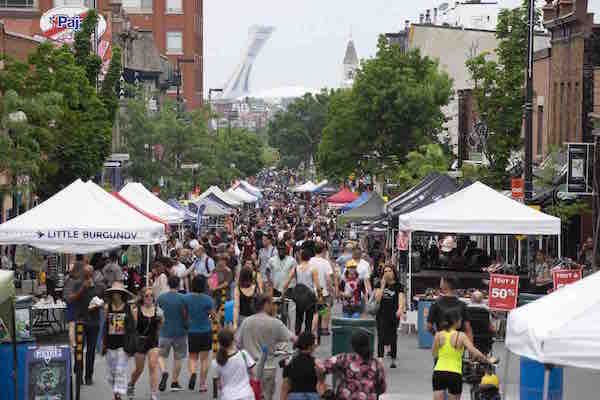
[331,317,376,356]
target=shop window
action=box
[166,0,181,13]
[0,0,36,8]
[166,31,183,54]
[122,0,152,10]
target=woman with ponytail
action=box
[212,328,256,400]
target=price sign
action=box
[488,274,519,311]
[553,269,582,290]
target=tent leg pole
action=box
[146,245,150,287]
[505,236,508,262]
[11,299,17,400]
[408,230,412,312]
[502,348,511,399]
[543,367,551,400]
[558,233,562,259]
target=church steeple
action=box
[341,37,359,89]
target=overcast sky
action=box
[204,0,600,95]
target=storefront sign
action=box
[25,345,71,400]
[511,178,524,200]
[552,269,582,290]
[488,274,519,311]
[567,143,595,195]
[40,7,107,44]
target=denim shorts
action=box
[158,336,187,360]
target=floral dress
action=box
[323,353,386,400]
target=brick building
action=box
[0,0,203,109]
[539,0,598,149]
[124,0,203,109]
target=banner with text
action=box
[488,274,519,311]
[553,269,582,291]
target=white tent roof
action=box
[506,271,600,370]
[240,180,262,192]
[195,199,233,217]
[120,183,185,224]
[227,187,257,203]
[312,180,328,192]
[198,186,242,207]
[398,182,560,235]
[0,180,166,254]
[292,181,317,193]
[237,182,262,198]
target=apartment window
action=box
[54,0,89,6]
[122,0,152,10]
[166,0,182,13]
[537,106,544,155]
[166,31,183,54]
[0,0,36,8]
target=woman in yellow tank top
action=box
[432,309,494,400]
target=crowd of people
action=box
[62,176,500,400]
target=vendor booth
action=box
[227,187,258,203]
[398,182,561,313]
[387,173,461,216]
[327,188,359,206]
[292,181,318,193]
[198,186,242,208]
[236,181,263,198]
[119,182,185,224]
[340,191,370,212]
[338,193,386,226]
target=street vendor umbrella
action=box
[327,188,359,204]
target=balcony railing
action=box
[0,0,35,9]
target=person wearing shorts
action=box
[183,275,215,392]
[157,276,188,392]
[129,288,163,400]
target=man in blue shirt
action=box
[182,275,215,392]
[157,275,187,392]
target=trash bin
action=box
[331,317,376,356]
[417,300,434,348]
[520,357,563,400]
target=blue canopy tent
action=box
[340,192,370,212]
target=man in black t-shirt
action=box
[427,277,473,341]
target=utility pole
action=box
[524,0,535,204]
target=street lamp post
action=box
[524,0,535,204]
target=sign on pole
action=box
[552,269,582,291]
[488,274,519,311]
[567,143,595,195]
[511,178,524,200]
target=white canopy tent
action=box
[194,199,233,217]
[507,271,600,370]
[292,181,317,193]
[312,180,328,192]
[240,180,262,193]
[0,180,166,254]
[198,186,242,207]
[397,182,561,312]
[227,187,257,203]
[120,182,185,224]
[506,271,600,400]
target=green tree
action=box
[121,90,216,198]
[465,0,538,188]
[216,129,265,179]
[73,9,102,86]
[391,143,451,191]
[0,43,112,199]
[268,90,331,169]
[100,46,122,121]
[318,38,453,179]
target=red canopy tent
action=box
[327,188,359,204]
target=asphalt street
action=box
[80,327,600,400]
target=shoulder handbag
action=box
[366,290,380,316]
[240,350,262,400]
